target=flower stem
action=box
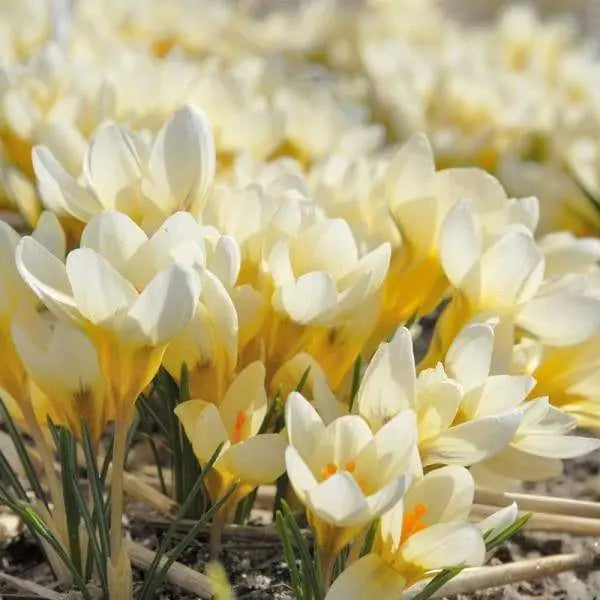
[110,417,129,560]
[209,510,227,560]
[320,548,336,590]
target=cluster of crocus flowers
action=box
[0,60,598,597]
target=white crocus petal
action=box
[482,445,562,481]
[81,211,148,275]
[84,124,144,209]
[439,201,481,286]
[353,243,391,295]
[174,401,228,464]
[380,498,405,553]
[313,373,346,425]
[285,392,326,460]
[366,474,412,516]
[211,235,240,290]
[123,262,200,345]
[522,403,575,435]
[401,522,486,571]
[477,502,518,539]
[355,410,417,493]
[514,434,600,459]
[480,231,544,307]
[306,471,370,527]
[312,416,373,474]
[292,219,358,282]
[462,375,536,419]
[326,554,407,600]
[219,362,266,439]
[231,285,267,349]
[32,212,65,259]
[66,249,138,325]
[225,434,286,484]
[422,410,522,466]
[404,466,474,524]
[445,323,494,390]
[32,146,102,221]
[285,446,318,503]
[267,240,295,286]
[274,271,338,324]
[357,327,415,430]
[145,105,215,212]
[16,237,81,324]
[516,295,600,346]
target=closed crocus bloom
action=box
[326,466,486,599]
[285,391,415,559]
[356,328,521,468]
[175,361,286,524]
[12,307,107,444]
[427,198,600,369]
[16,210,201,419]
[0,211,65,403]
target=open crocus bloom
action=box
[285,391,415,556]
[33,104,215,233]
[356,327,522,468]
[175,361,286,512]
[429,199,600,369]
[16,210,201,417]
[326,466,486,599]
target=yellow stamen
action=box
[321,463,338,479]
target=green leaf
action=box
[485,513,532,551]
[137,441,225,600]
[56,427,82,576]
[348,355,362,413]
[295,367,311,393]
[276,511,304,600]
[409,564,465,600]
[279,501,324,600]
[0,396,47,504]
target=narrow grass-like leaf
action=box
[137,442,224,599]
[57,427,82,575]
[295,367,311,393]
[348,355,362,413]
[485,513,531,551]
[280,501,324,600]
[360,519,378,557]
[410,565,465,600]
[0,397,47,504]
[80,422,110,566]
[276,511,304,600]
[0,449,28,501]
[7,500,93,600]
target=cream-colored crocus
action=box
[356,328,521,469]
[427,198,600,369]
[175,361,286,504]
[11,306,107,444]
[32,104,215,233]
[326,466,486,599]
[514,334,600,431]
[16,209,200,595]
[446,323,600,483]
[285,391,415,563]
[16,210,201,418]
[265,216,390,387]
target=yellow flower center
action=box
[232,410,247,443]
[401,503,428,544]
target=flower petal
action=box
[226,434,286,485]
[123,262,200,345]
[445,323,494,390]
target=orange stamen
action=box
[344,460,356,473]
[321,463,338,479]
[401,503,428,543]
[232,411,247,443]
